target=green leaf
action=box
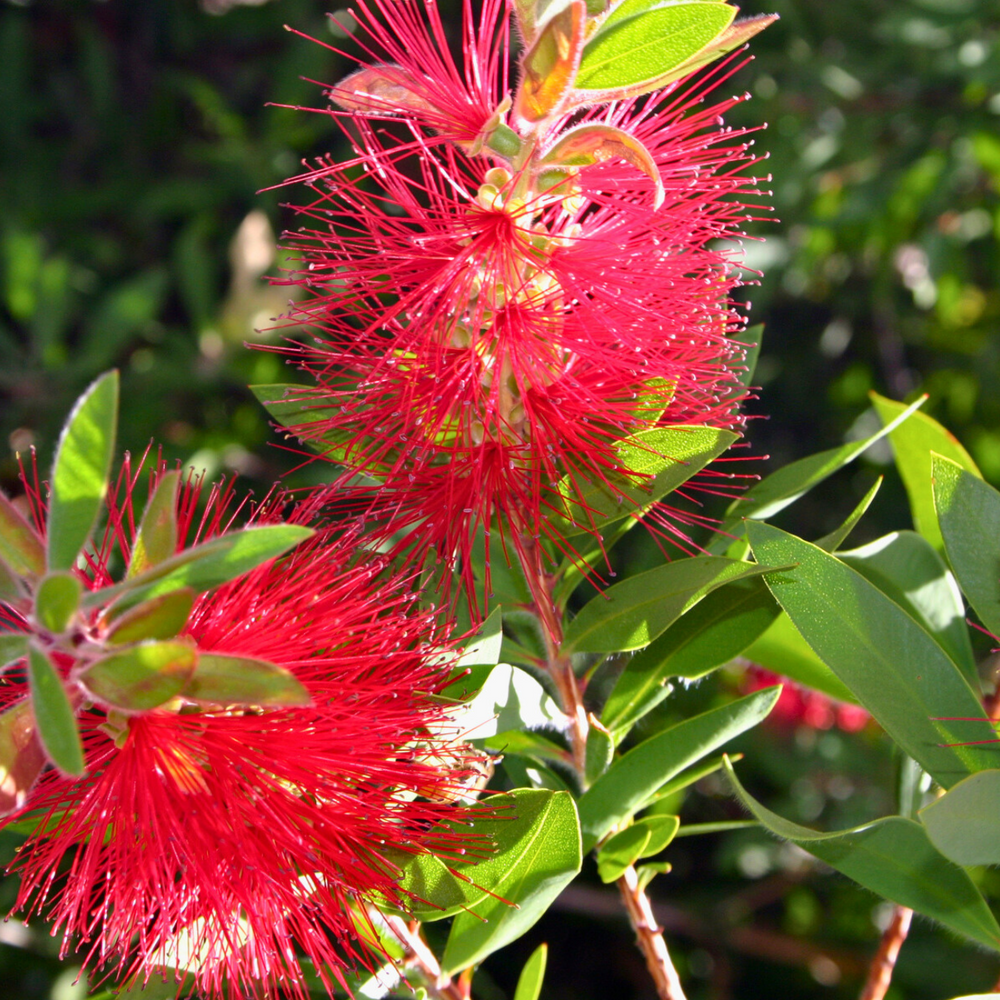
[578,686,780,851]
[920,770,1000,867]
[746,521,996,788]
[839,531,976,686]
[814,475,883,553]
[128,470,180,577]
[713,396,925,550]
[483,729,570,766]
[636,814,681,856]
[27,643,84,776]
[575,1,734,94]
[79,640,197,711]
[0,491,44,577]
[0,632,28,671]
[602,577,778,738]
[643,750,742,807]
[872,393,981,553]
[86,524,314,612]
[596,823,650,882]
[725,758,1000,951]
[0,699,46,816]
[734,323,764,390]
[457,606,504,669]
[555,426,738,539]
[0,555,23,601]
[674,819,758,837]
[584,713,614,786]
[454,664,565,740]
[185,652,311,707]
[513,943,548,1000]
[934,455,1000,637]
[46,369,119,572]
[33,571,81,634]
[442,789,581,973]
[564,555,779,653]
[105,588,196,644]
[250,384,355,463]
[635,860,673,892]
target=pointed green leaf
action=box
[725,758,1000,951]
[555,426,738,539]
[47,370,119,571]
[636,814,681,857]
[635,860,673,892]
[839,531,976,686]
[457,606,504,669]
[84,524,314,612]
[602,577,778,737]
[128,471,180,578]
[643,750,742,807]
[185,653,310,707]
[740,611,857,704]
[0,633,28,672]
[814,476,883,553]
[934,455,1000,637]
[0,699,47,816]
[513,943,548,1000]
[713,396,925,550]
[33,572,81,634]
[578,686,780,850]
[575,1,734,94]
[106,588,196,644]
[442,789,581,973]
[746,521,996,788]
[596,823,650,882]
[920,770,1000,867]
[0,491,44,577]
[250,384,357,464]
[27,643,84,776]
[79,640,197,712]
[564,555,779,653]
[584,713,614,785]
[872,393,981,553]
[483,729,570,766]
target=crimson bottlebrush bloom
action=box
[269,0,771,598]
[1,458,483,999]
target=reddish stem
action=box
[858,906,912,1000]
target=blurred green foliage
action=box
[2,0,1000,998]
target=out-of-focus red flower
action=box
[267,0,770,601]
[743,666,871,734]
[2,460,483,998]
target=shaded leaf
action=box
[602,577,778,738]
[33,571,81,634]
[872,393,981,553]
[747,521,995,788]
[0,699,46,816]
[106,589,196,644]
[185,652,311,707]
[0,633,28,671]
[596,823,650,882]
[814,475,883,553]
[584,713,614,786]
[457,606,504,669]
[0,491,44,578]
[128,470,180,578]
[920,770,1000,867]
[643,750,743,808]
[442,789,581,972]
[839,531,976,686]
[47,370,119,572]
[27,643,84,776]
[726,758,1000,951]
[80,640,197,712]
[934,455,1000,638]
[733,323,764,390]
[636,860,672,892]
[564,555,778,653]
[578,686,780,850]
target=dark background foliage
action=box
[1,0,1000,998]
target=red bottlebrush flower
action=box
[269,0,771,600]
[2,459,483,999]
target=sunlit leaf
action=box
[185,653,310,707]
[513,943,548,1000]
[80,640,197,712]
[105,589,196,644]
[128,470,180,578]
[0,491,44,578]
[27,643,84,776]
[33,571,81,634]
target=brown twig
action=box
[385,916,469,1000]
[858,905,912,1000]
[617,864,688,1000]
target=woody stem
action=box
[858,905,912,1000]
[386,917,470,1000]
[518,536,686,1000]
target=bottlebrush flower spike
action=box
[269,0,773,603]
[0,455,485,998]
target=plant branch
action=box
[858,905,912,1000]
[385,916,470,1000]
[617,864,688,1000]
